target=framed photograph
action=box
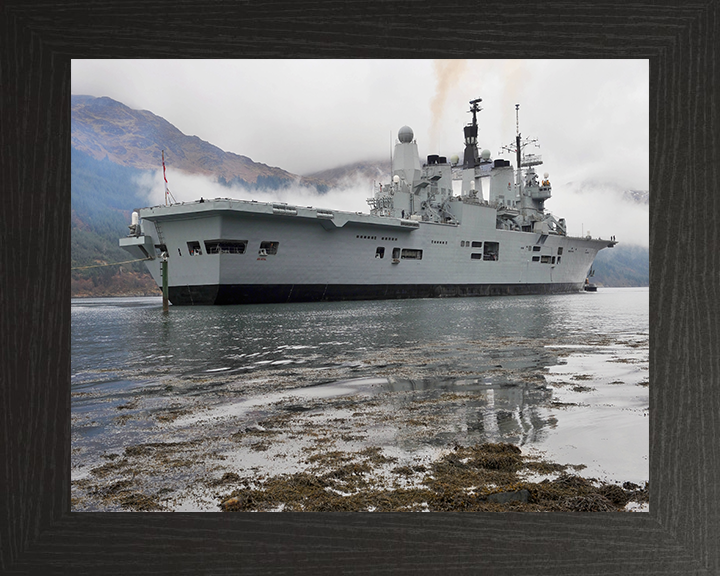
[2,3,717,574]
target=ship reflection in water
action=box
[378,375,555,448]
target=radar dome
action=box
[393,175,400,183]
[481,149,491,160]
[450,154,459,165]
[398,126,414,143]
[544,172,549,179]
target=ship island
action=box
[120,98,616,305]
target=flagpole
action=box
[162,150,168,206]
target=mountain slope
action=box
[591,244,649,287]
[72,95,327,189]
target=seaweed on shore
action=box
[219,442,648,513]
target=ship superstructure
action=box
[367,100,566,236]
[120,99,615,305]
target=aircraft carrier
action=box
[120,99,615,305]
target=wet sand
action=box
[71,331,648,512]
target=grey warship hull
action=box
[120,198,612,306]
[120,99,615,306]
[172,281,585,306]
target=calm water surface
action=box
[72,288,649,498]
[72,288,648,381]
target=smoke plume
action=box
[429,60,468,151]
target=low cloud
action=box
[134,169,647,246]
[550,182,649,247]
[136,169,376,214]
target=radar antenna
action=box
[463,98,483,169]
[468,97,483,127]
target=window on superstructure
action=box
[375,247,385,259]
[187,241,203,256]
[204,240,248,254]
[557,247,564,255]
[532,246,541,252]
[259,241,279,255]
[532,256,540,262]
[471,253,483,260]
[483,242,499,261]
[392,247,401,260]
[471,241,482,248]
[401,248,423,260]
[541,255,551,264]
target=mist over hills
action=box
[623,190,649,205]
[71,95,648,297]
[304,160,390,186]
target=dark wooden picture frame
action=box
[2,2,718,574]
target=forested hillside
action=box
[71,148,160,296]
[591,244,649,287]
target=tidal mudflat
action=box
[71,329,649,512]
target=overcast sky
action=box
[72,59,649,245]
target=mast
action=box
[500,103,537,189]
[515,104,522,176]
[463,98,482,169]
